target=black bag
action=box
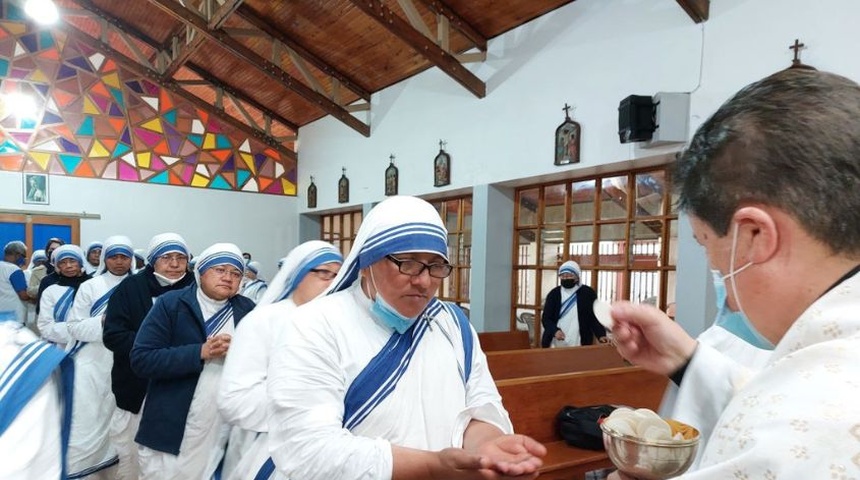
[555,404,617,450]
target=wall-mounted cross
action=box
[389,154,395,164]
[563,103,574,119]
[439,139,447,150]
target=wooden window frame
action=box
[430,195,472,307]
[320,209,363,257]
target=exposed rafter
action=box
[160,0,244,78]
[416,0,487,52]
[349,0,486,98]
[143,0,371,137]
[63,26,298,161]
[68,0,298,140]
[676,0,709,23]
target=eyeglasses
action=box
[386,255,453,279]
[157,253,188,264]
[209,266,243,280]
[309,268,338,281]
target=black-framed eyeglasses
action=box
[309,268,338,281]
[386,255,453,279]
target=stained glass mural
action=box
[0,14,297,196]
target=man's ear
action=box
[732,206,779,264]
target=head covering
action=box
[146,232,189,265]
[27,249,47,270]
[51,244,85,268]
[97,235,134,275]
[258,241,343,306]
[86,241,103,256]
[277,257,285,269]
[325,196,448,295]
[193,243,245,283]
[246,260,262,276]
[133,248,146,265]
[558,260,581,277]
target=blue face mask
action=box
[369,269,418,334]
[15,255,25,267]
[710,269,774,350]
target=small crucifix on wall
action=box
[338,167,349,204]
[385,154,398,196]
[307,176,317,209]
[555,103,581,166]
[434,140,451,187]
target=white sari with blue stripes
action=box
[37,283,78,349]
[267,283,513,480]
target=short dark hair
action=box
[674,69,860,255]
[4,241,26,257]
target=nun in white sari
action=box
[65,235,135,479]
[239,261,268,304]
[266,196,545,480]
[37,245,90,350]
[218,241,343,480]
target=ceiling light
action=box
[24,0,59,25]
[4,93,39,121]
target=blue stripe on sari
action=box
[205,303,234,337]
[90,284,119,318]
[442,302,473,385]
[559,291,578,318]
[53,287,76,324]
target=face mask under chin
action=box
[154,271,186,286]
[368,267,418,334]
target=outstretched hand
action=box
[610,302,697,376]
[476,434,546,478]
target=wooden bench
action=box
[487,345,627,380]
[496,367,668,479]
[477,330,530,351]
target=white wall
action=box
[0,171,298,280]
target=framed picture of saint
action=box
[434,141,450,187]
[338,167,349,204]
[23,172,49,205]
[555,103,581,166]
[307,177,317,209]
[385,155,398,196]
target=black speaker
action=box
[618,95,656,143]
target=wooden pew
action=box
[497,367,668,479]
[487,345,628,380]
[477,330,530,351]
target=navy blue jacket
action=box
[103,266,195,413]
[130,284,255,455]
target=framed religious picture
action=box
[307,176,317,209]
[434,140,451,187]
[338,167,349,204]
[23,172,49,205]
[384,154,398,196]
[555,103,581,166]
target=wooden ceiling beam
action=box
[236,5,371,102]
[69,0,299,137]
[143,0,371,137]
[416,0,487,51]
[349,0,486,98]
[161,0,244,78]
[63,26,298,161]
[675,0,709,23]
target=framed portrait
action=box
[555,104,581,166]
[23,173,49,205]
[338,168,349,204]
[385,156,398,196]
[434,148,451,187]
[307,177,317,209]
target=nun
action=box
[239,260,268,304]
[37,244,91,349]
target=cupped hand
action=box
[476,434,546,477]
[610,302,697,375]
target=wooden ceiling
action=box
[57,0,709,159]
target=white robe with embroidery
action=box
[267,284,512,480]
[218,300,295,480]
[676,272,860,478]
[65,272,127,478]
[0,322,63,479]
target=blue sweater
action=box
[130,284,255,454]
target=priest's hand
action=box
[201,333,232,360]
[610,302,697,376]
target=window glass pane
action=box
[540,226,565,267]
[567,225,594,267]
[354,212,363,231]
[600,176,628,220]
[579,269,594,287]
[668,219,679,266]
[518,188,539,226]
[631,220,663,268]
[462,198,472,231]
[597,223,626,266]
[571,180,596,222]
[540,269,558,306]
[461,231,472,266]
[458,267,470,299]
[635,171,666,217]
[343,213,352,235]
[630,270,660,305]
[543,183,566,224]
[666,270,677,305]
[341,239,352,256]
[516,229,538,266]
[515,269,537,306]
[332,216,341,234]
[440,272,453,299]
[596,270,623,302]
[445,199,459,232]
[447,234,460,265]
[323,216,330,231]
